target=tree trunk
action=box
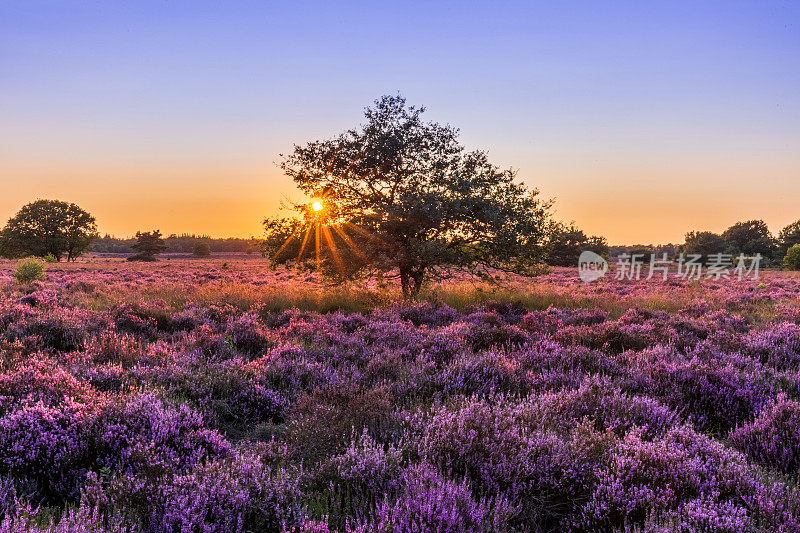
[399,266,412,300]
[411,268,424,298]
[399,265,425,299]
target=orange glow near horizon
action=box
[3,153,800,245]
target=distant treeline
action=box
[608,244,678,259]
[90,234,259,254]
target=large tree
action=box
[778,220,800,259]
[721,220,776,260]
[0,199,97,261]
[265,95,551,298]
[682,231,726,258]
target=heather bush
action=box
[729,394,800,476]
[456,311,528,351]
[394,301,459,327]
[0,400,99,502]
[518,376,680,438]
[95,393,230,477]
[159,447,304,532]
[0,264,797,529]
[0,357,97,416]
[0,498,132,532]
[745,322,800,371]
[83,329,142,368]
[311,430,404,527]
[414,398,600,528]
[286,384,400,463]
[579,425,757,530]
[375,463,512,533]
[434,351,522,397]
[657,360,772,433]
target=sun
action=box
[311,201,324,212]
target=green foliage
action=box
[627,245,654,258]
[783,244,800,270]
[43,253,58,263]
[127,230,167,261]
[13,258,46,284]
[546,223,608,266]
[192,241,211,258]
[721,220,776,261]
[682,231,726,257]
[0,199,97,261]
[778,220,800,259]
[266,94,552,298]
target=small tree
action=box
[192,240,212,258]
[784,244,800,270]
[0,199,97,261]
[127,230,167,261]
[13,258,46,284]
[265,95,552,298]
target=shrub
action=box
[0,400,99,502]
[192,241,211,258]
[578,425,756,530]
[783,243,800,270]
[518,376,680,438]
[13,258,45,284]
[375,463,512,533]
[287,384,399,463]
[729,394,800,476]
[159,447,304,532]
[313,430,403,527]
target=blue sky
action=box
[1,1,798,242]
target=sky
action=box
[1,1,798,243]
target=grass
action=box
[2,258,797,323]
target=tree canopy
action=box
[127,230,167,261]
[0,199,97,261]
[264,95,551,297]
[546,223,608,267]
[721,220,776,260]
[682,231,726,257]
[778,220,800,259]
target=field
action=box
[1,258,800,532]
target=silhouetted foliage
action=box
[778,220,800,259]
[682,231,726,258]
[127,230,167,261]
[722,220,776,261]
[91,234,254,254]
[265,95,552,298]
[192,240,212,258]
[0,199,97,261]
[546,223,608,266]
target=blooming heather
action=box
[0,261,797,530]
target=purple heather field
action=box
[1,259,800,532]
